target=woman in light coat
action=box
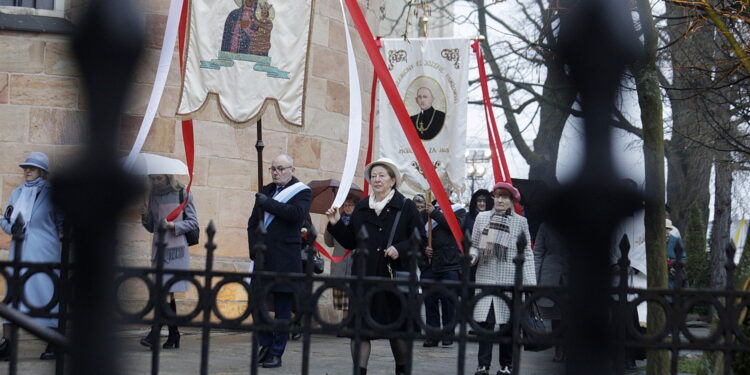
[324,196,357,314]
[469,182,536,375]
[140,174,198,350]
[0,152,64,360]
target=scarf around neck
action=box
[11,178,47,227]
[369,188,395,216]
[478,209,513,263]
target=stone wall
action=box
[0,0,382,323]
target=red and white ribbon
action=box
[330,0,363,210]
[123,0,184,170]
[343,0,464,252]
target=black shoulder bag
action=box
[179,189,200,246]
[385,200,410,293]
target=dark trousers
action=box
[422,269,459,332]
[259,292,293,357]
[477,303,512,367]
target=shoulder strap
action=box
[179,189,187,220]
[386,199,407,248]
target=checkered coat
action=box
[470,210,536,326]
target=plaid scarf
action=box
[478,209,513,263]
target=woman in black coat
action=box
[326,158,425,375]
[462,189,492,300]
[462,189,493,236]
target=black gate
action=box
[0,0,748,374]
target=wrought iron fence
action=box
[1,215,749,375]
[1,0,749,374]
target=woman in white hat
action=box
[325,158,426,375]
[0,152,64,360]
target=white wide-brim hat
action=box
[364,158,401,189]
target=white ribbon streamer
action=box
[124,0,184,170]
[331,0,363,209]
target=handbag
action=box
[301,248,325,274]
[522,302,552,352]
[179,189,200,246]
[385,202,410,293]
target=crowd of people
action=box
[0,151,687,374]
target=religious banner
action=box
[378,38,469,197]
[177,0,314,125]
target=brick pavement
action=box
[2,328,571,375]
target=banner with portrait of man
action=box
[378,38,469,197]
[177,0,314,126]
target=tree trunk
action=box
[476,0,575,187]
[710,158,733,290]
[529,66,577,185]
[634,0,669,373]
[664,1,713,233]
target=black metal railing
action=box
[0,0,748,374]
[1,213,748,375]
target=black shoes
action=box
[262,354,282,368]
[40,342,56,360]
[140,326,161,349]
[0,337,57,361]
[474,365,490,375]
[0,338,10,361]
[162,326,180,349]
[257,346,270,363]
[424,339,453,347]
[290,332,302,341]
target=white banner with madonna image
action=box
[178,0,313,126]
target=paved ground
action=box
[1,325,710,374]
[1,327,569,375]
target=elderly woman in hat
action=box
[139,174,198,350]
[469,182,535,375]
[325,158,425,375]
[0,152,64,360]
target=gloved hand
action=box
[10,221,24,236]
[255,192,269,207]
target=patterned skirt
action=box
[332,288,348,311]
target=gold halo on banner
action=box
[404,76,447,117]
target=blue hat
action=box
[19,152,49,173]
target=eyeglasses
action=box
[269,166,292,173]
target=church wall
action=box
[0,0,382,323]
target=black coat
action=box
[247,177,311,292]
[327,189,425,334]
[424,206,466,273]
[410,106,446,141]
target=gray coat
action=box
[324,224,352,278]
[533,222,568,312]
[2,181,63,327]
[470,210,535,326]
[534,223,569,287]
[142,186,198,293]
